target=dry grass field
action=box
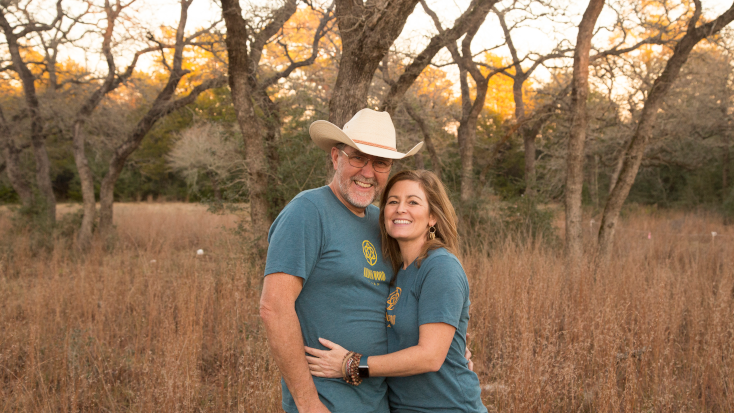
[0,203,732,412]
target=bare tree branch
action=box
[379,0,499,114]
[259,1,336,90]
[249,0,298,73]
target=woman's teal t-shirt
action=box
[385,248,487,413]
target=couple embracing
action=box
[261,109,487,413]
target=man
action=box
[260,108,423,413]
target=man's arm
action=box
[260,272,330,413]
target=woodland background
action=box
[1,0,734,255]
[2,0,734,411]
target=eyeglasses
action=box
[340,150,393,173]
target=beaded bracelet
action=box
[341,351,354,380]
[344,352,363,386]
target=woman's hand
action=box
[305,338,349,379]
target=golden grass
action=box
[1,204,732,412]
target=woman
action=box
[306,170,486,412]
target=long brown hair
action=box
[379,170,459,278]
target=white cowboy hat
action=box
[309,109,423,159]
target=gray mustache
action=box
[353,176,377,185]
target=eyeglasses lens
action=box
[343,151,392,172]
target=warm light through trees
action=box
[1,0,733,260]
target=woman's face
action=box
[384,180,436,244]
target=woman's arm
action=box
[305,322,455,378]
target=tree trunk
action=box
[510,73,537,197]
[73,122,97,250]
[97,1,226,237]
[723,131,730,195]
[329,52,384,127]
[414,152,425,170]
[596,2,734,268]
[0,11,56,224]
[522,129,537,195]
[0,143,33,208]
[494,6,569,198]
[564,0,605,267]
[455,65,489,201]
[404,102,442,179]
[207,171,223,202]
[457,67,474,201]
[30,124,56,224]
[458,117,477,202]
[254,88,284,221]
[0,106,33,208]
[608,147,625,195]
[72,3,125,250]
[329,0,420,127]
[517,93,569,199]
[591,154,599,209]
[222,0,271,251]
[98,153,123,237]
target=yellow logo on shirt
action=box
[386,287,401,311]
[364,267,386,282]
[362,240,377,266]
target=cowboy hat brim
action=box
[309,120,423,160]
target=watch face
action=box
[358,366,370,379]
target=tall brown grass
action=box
[1,204,732,412]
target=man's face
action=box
[332,147,391,211]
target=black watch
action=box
[358,358,370,379]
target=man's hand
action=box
[465,332,474,372]
[465,347,474,372]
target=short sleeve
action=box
[417,256,468,329]
[264,196,324,281]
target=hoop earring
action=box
[428,225,436,240]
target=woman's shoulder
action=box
[421,248,464,274]
[417,248,469,295]
[424,247,461,265]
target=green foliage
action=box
[270,128,331,218]
[435,143,462,196]
[457,194,558,251]
[723,187,734,225]
[6,196,57,253]
[627,161,730,210]
[54,207,89,239]
[264,90,332,218]
[488,147,526,199]
[0,182,19,204]
[474,114,528,199]
[498,196,557,243]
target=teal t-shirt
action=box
[385,248,487,413]
[264,186,393,413]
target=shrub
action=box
[457,195,558,251]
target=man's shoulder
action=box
[290,186,333,208]
[278,186,331,216]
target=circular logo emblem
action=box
[386,287,401,311]
[362,240,377,266]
